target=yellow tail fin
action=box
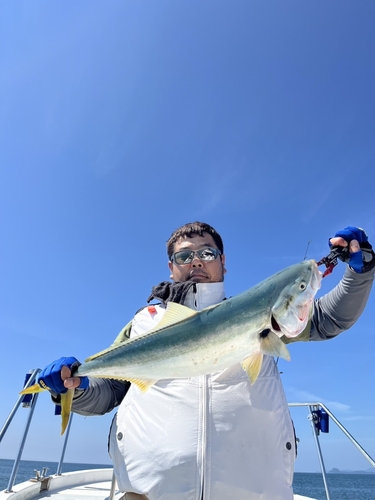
[20,384,73,435]
[20,383,47,395]
[60,389,74,435]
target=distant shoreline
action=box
[295,468,375,475]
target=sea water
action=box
[293,471,375,500]
[1,459,375,499]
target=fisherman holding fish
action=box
[26,223,374,500]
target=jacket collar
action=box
[183,282,225,311]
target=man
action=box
[38,222,375,500]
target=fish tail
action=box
[60,389,74,435]
[20,383,73,435]
[19,383,47,395]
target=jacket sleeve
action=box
[70,378,130,416]
[309,265,374,341]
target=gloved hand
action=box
[37,356,89,394]
[329,226,375,273]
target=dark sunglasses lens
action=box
[174,251,194,264]
[198,248,218,260]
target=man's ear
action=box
[221,255,227,274]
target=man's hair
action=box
[167,221,224,259]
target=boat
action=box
[1,369,374,500]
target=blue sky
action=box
[1,0,374,473]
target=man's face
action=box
[168,233,226,283]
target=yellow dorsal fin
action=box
[148,302,197,331]
[241,351,264,384]
[85,303,197,364]
[261,331,291,361]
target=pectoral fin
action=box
[261,331,291,361]
[241,331,291,385]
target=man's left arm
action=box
[310,226,375,341]
[310,265,374,341]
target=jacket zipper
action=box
[199,374,207,500]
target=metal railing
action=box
[289,402,375,500]
[1,369,118,498]
[0,369,78,494]
[0,369,42,493]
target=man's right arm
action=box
[39,306,164,415]
[44,359,130,416]
[40,320,134,416]
[68,378,130,416]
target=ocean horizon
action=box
[1,458,375,499]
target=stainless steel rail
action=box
[289,402,375,500]
[0,369,116,499]
[0,369,41,444]
[56,412,74,476]
[0,369,41,493]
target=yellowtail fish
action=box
[21,259,322,434]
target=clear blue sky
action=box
[1,0,374,473]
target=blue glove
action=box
[37,356,89,394]
[330,226,375,273]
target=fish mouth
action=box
[312,262,323,290]
[271,315,281,333]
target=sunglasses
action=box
[171,247,222,265]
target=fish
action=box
[20,259,322,434]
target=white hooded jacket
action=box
[108,282,296,500]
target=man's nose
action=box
[191,254,203,267]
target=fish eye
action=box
[299,282,307,290]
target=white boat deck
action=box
[0,469,121,500]
[0,468,316,500]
